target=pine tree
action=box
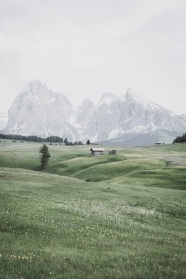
[64,138,68,145]
[86,139,90,144]
[173,133,186,143]
[39,144,51,170]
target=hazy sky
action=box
[0,0,186,114]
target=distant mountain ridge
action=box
[84,88,186,142]
[2,80,186,146]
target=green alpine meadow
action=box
[0,140,186,279]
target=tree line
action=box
[0,133,64,143]
[0,133,88,145]
[173,133,186,143]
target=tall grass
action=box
[1,168,186,279]
[0,141,186,278]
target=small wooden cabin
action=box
[90,148,104,156]
[109,150,116,155]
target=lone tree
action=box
[39,144,51,170]
[86,139,90,144]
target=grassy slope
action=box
[0,141,186,278]
[0,141,186,190]
[46,143,186,190]
[1,168,186,279]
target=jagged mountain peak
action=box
[24,80,72,109]
[98,92,119,106]
[75,98,95,128]
[3,80,76,139]
[125,87,151,103]
[80,98,95,106]
[126,87,142,97]
[28,79,47,93]
[76,98,95,113]
[124,87,162,111]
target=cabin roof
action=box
[90,148,104,152]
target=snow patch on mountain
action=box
[131,123,158,133]
[108,128,123,140]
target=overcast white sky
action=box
[0,0,186,114]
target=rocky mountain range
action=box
[2,80,186,146]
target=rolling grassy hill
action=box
[0,140,186,278]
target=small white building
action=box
[90,148,104,156]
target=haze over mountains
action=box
[2,80,186,146]
[0,113,8,130]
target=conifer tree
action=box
[39,144,51,169]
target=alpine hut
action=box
[90,148,104,156]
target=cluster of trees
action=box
[0,133,67,143]
[0,133,91,146]
[0,133,48,142]
[173,133,186,143]
[64,140,83,146]
[46,136,64,143]
[63,139,91,145]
